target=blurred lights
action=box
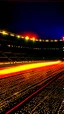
[7,45,10,47]
[32,37,35,42]
[60,39,62,41]
[21,36,24,38]
[2,31,8,35]
[25,36,29,40]
[17,35,20,38]
[0,30,62,43]
[39,39,42,42]
[10,33,14,37]
[50,40,53,42]
[54,40,58,42]
[36,39,38,41]
[45,40,49,42]
[62,37,64,41]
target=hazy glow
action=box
[25,36,29,40]
[54,39,58,42]
[2,31,8,35]
[20,32,38,40]
[45,40,49,42]
[10,33,14,37]
[17,35,20,38]
[62,37,64,41]
[21,36,24,38]
[32,37,35,41]
[30,37,36,41]
[50,40,53,42]
[0,61,61,75]
[60,39,62,41]
[0,31,2,33]
[36,39,38,41]
[39,39,42,42]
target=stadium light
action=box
[39,39,42,42]
[10,33,14,37]
[54,39,58,42]
[45,40,49,42]
[33,37,36,42]
[25,36,29,40]
[36,39,38,41]
[60,39,62,41]
[17,35,20,38]
[30,37,35,42]
[62,37,64,41]
[21,36,24,39]
[50,40,53,42]
[2,31,8,35]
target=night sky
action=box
[0,2,64,39]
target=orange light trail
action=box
[0,61,61,78]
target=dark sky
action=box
[0,1,64,39]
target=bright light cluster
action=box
[45,40,49,42]
[0,30,63,42]
[10,33,14,37]
[62,37,64,41]
[0,31,8,35]
[32,37,36,41]
[25,36,29,40]
[39,39,42,42]
[17,35,20,38]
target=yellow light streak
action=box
[0,61,61,75]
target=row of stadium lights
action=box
[0,30,63,42]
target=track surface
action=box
[0,62,64,114]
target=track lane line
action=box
[6,71,63,114]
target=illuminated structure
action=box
[0,30,63,62]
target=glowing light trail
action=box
[0,61,61,77]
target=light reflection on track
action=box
[6,71,63,114]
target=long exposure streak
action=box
[0,61,61,78]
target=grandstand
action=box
[0,30,64,62]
